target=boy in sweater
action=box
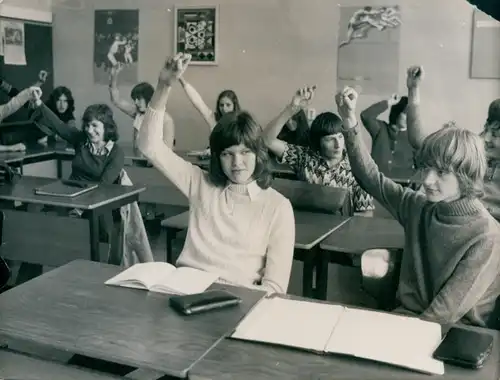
[335,70,500,327]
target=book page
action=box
[149,266,219,295]
[105,262,176,290]
[231,297,345,352]
[325,308,445,375]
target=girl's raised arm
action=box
[137,53,198,197]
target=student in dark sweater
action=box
[32,101,124,184]
[335,74,500,328]
[360,94,414,175]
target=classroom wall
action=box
[52,0,500,149]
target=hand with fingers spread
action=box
[406,65,424,90]
[335,86,358,121]
[388,93,401,106]
[290,85,316,112]
[38,70,49,84]
[159,53,192,86]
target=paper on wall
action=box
[2,20,26,65]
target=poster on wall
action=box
[93,9,139,85]
[2,21,26,65]
[471,9,500,79]
[174,5,218,65]
[337,6,401,95]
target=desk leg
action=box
[315,251,329,300]
[56,159,63,179]
[301,249,315,298]
[88,211,100,262]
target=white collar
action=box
[224,180,262,201]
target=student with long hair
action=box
[137,53,294,294]
[336,70,500,327]
[178,77,240,131]
[263,88,374,215]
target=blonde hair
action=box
[415,125,486,198]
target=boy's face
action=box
[482,122,500,159]
[320,133,345,160]
[421,168,461,203]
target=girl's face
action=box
[218,96,234,115]
[56,94,69,114]
[219,143,256,184]
[85,119,105,144]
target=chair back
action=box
[272,178,353,216]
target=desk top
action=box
[0,348,122,379]
[189,326,500,380]
[0,176,145,210]
[320,216,405,254]
[0,260,266,378]
[294,212,351,249]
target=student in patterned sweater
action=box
[263,87,374,215]
[336,70,500,328]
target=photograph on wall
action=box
[337,6,401,95]
[93,9,139,85]
[174,6,218,65]
[2,20,26,65]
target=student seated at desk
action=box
[40,86,76,144]
[277,108,310,147]
[263,87,374,215]
[138,53,295,294]
[0,83,46,152]
[334,73,500,328]
[31,95,125,254]
[109,63,175,150]
[360,94,415,175]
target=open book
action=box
[105,262,219,295]
[231,296,445,375]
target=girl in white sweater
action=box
[138,53,295,294]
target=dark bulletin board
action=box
[0,19,54,123]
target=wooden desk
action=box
[315,216,405,300]
[294,212,351,298]
[0,176,145,262]
[0,348,122,379]
[0,260,266,378]
[189,327,500,380]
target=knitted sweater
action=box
[141,107,295,294]
[343,123,500,327]
[360,100,415,175]
[33,104,124,184]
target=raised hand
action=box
[335,86,358,120]
[406,65,424,90]
[290,85,316,112]
[159,53,192,85]
[28,86,42,103]
[38,70,49,83]
[388,93,401,106]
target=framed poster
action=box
[174,5,218,65]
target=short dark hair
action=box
[209,111,272,189]
[388,96,408,125]
[82,104,119,142]
[487,99,500,124]
[214,90,241,121]
[46,86,75,122]
[309,112,343,153]
[130,82,154,105]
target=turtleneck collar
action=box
[225,180,262,201]
[435,196,484,217]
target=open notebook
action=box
[105,262,219,295]
[231,296,445,375]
